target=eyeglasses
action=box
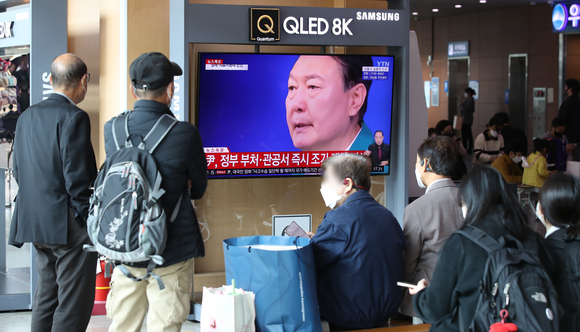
[86,72,91,83]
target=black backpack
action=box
[455,225,560,332]
[545,234,580,330]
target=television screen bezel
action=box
[195,52,395,179]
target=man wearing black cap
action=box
[104,52,207,332]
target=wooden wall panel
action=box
[68,0,101,161]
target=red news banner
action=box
[203,149,366,176]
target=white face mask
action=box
[415,167,427,189]
[489,130,498,138]
[320,182,345,209]
[536,202,546,227]
[464,92,469,98]
[461,205,468,219]
[512,155,522,163]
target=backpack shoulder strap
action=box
[455,225,503,254]
[112,111,131,151]
[142,114,178,154]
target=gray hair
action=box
[321,153,372,191]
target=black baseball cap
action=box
[129,52,182,91]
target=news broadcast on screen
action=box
[197,53,395,178]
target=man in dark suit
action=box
[558,78,580,161]
[9,54,97,332]
[310,153,404,329]
[364,130,390,167]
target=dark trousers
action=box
[461,123,474,153]
[32,209,97,332]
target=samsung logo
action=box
[356,11,400,21]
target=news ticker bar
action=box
[207,166,385,176]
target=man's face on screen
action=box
[374,132,383,145]
[286,56,362,151]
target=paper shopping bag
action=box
[223,236,323,332]
[200,285,256,332]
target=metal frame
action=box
[446,56,470,122]
[508,53,528,133]
[446,56,471,82]
[559,34,565,107]
[0,0,67,312]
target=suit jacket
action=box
[9,94,97,246]
[400,178,463,317]
[368,142,390,166]
[312,190,405,329]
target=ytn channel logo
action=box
[552,2,580,31]
[250,8,280,42]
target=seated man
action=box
[399,136,464,319]
[311,153,405,330]
[491,141,525,184]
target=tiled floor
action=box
[0,311,200,332]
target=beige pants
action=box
[106,258,194,332]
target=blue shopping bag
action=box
[223,236,323,332]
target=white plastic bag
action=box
[200,285,256,332]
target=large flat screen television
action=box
[197,53,394,178]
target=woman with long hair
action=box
[408,166,555,331]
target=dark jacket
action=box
[413,218,555,332]
[558,95,580,143]
[104,100,207,267]
[460,97,475,125]
[367,142,390,167]
[501,124,528,155]
[312,190,405,329]
[9,94,97,246]
[545,228,580,332]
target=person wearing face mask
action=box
[537,173,580,331]
[491,141,525,184]
[558,78,580,161]
[473,115,504,167]
[522,138,551,188]
[541,117,576,172]
[103,52,208,332]
[460,88,476,154]
[311,153,404,330]
[408,167,556,332]
[8,54,97,331]
[399,137,464,320]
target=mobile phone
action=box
[285,221,311,238]
[397,282,417,288]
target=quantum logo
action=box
[553,3,568,31]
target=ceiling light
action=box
[432,8,439,12]
[455,4,462,8]
[480,0,486,3]
[412,12,419,15]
